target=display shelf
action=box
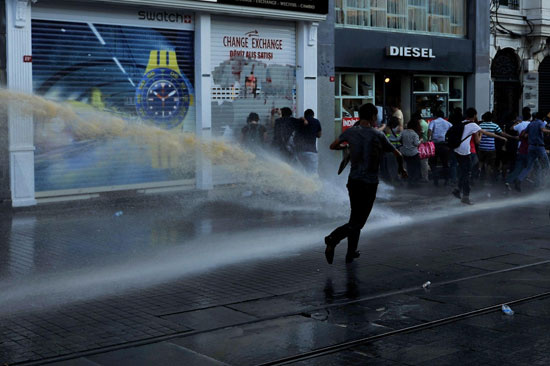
[335,72,376,121]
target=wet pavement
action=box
[0,183,550,365]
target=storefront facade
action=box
[334,0,490,127]
[4,0,327,207]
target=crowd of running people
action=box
[380,106,550,204]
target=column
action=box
[194,13,213,190]
[467,0,490,113]
[296,21,319,117]
[6,0,36,207]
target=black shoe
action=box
[345,251,360,264]
[452,189,461,199]
[324,236,336,265]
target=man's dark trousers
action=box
[327,179,378,257]
[456,153,472,196]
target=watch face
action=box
[135,68,191,129]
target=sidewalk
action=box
[0,184,549,365]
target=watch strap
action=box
[145,50,181,75]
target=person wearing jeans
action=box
[515,112,550,190]
[401,114,423,187]
[428,110,453,186]
[452,108,482,205]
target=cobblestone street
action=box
[0,187,549,365]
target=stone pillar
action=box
[466,0,491,114]
[6,0,36,207]
[296,21,318,117]
[194,13,213,190]
[316,0,337,179]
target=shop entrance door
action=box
[491,48,520,122]
[375,73,402,121]
[494,81,520,121]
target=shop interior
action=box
[335,72,465,126]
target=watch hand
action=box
[153,91,164,100]
[167,90,177,97]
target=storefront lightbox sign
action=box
[193,0,328,14]
[386,46,436,59]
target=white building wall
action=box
[491,0,550,112]
[6,0,36,207]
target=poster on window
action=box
[32,19,195,193]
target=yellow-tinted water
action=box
[0,89,321,194]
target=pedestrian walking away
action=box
[324,103,407,264]
[428,109,453,186]
[449,107,482,205]
[293,109,322,174]
[272,107,299,161]
[515,111,550,190]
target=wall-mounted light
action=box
[385,77,391,83]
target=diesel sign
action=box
[386,46,436,59]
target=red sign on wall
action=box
[342,117,359,132]
[23,55,32,63]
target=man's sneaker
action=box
[461,196,473,205]
[452,189,461,199]
[324,236,337,265]
[514,181,521,192]
[504,182,512,191]
[345,251,360,264]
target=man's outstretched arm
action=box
[393,149,408,179]
[330,138,347,150]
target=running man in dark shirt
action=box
[324,103,407,264]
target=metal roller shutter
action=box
[32,18,195,194]
[210,17,296,184]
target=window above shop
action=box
[335,0,467,38]
[494,0,520,10]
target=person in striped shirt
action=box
[478,112,512,182]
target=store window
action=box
[32,19,195,193]
[413,75,463,119]
[334,73,375,122]
[335,0,467,37]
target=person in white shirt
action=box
[452,108,482,205]
[428,109,453,186]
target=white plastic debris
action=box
[501,304,514,316]
[114,211,123,217]
[311,312,328,321]
[422,281,431,289]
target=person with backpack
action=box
[241,112,267,152]
[324,103,407,264]
[448,108,482,205]
[272,107,298,161]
